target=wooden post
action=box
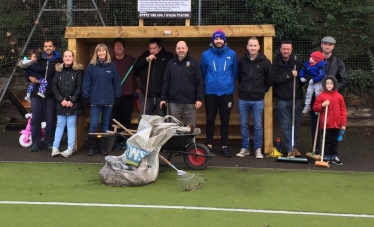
[139,19,144,26]
[263,36,273,155]
[185,19,190,26]
[68,38,90,151]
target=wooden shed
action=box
[64,24,275,154]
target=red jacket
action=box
[313,90,347,129]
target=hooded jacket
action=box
[134,47,174,97]
[313,75,347,129]
[161,53,204,104]
[272,54,304,101]
[299,60,327,83]
[82,61,121,105]
[24,50,62,98]
[200,44,238,96]
[238,52,273,101]
[52,62,84,116]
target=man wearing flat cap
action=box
[308,36,348,156]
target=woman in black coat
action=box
[51,50,84,157]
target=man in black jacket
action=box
[272,40,304,158]
[134,38,174,120]
[25,40,61,152]
[236,37,273,159]
[160,41,204,127]
[308,36,348,155]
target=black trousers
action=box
[112,94,135,129]
[204,94,233,146]
[323,128,340,158]
[31,96,56,146]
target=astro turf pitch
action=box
[1,162,373,227]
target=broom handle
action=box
[112,118,179,171]
[320,105,328,161]
[158,154,179,171]
[312,113,320,152]
[291,56,297,152]
[143,60,152,115]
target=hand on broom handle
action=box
[143,60,152,115]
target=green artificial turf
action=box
[1,162,374,227]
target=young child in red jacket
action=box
[313,75,347,165]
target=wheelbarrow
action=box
[89,123,214,170]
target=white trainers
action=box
[61,148,74,157]
[37,92,45,98]
[51,147,60,157]
[255,148,264,159]
[236,148,250,157]
[302,106,311,114]
[24,96,31,103]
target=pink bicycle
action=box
[19,113,46,147]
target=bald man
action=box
[160,41,204,127]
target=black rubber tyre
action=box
[183,143,212,170]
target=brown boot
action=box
[287,151,295,158]
[294,148,301,157]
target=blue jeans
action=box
[277,99,302,152]
[238,99,264,150]
[53,115,77,149]
[89,105,113,133]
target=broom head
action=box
[177,170,206,191]
[315,160,330,168]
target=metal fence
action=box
[0,0,373,100]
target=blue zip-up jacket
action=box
[299,60,326,83]
[82,62,121,105]
[200,44,238,96]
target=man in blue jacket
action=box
[200,29,238,158]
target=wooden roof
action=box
[65,25,275,39]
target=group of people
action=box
[20,29,347,165]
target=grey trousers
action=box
[169,103,196,127]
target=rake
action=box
[112,119,207,191]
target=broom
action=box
[306,113,321,160]
[315,105,330,168]
[112,119,207,191]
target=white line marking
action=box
[0,201,373,218]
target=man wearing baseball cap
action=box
[308,36,348,156]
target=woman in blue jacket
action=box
[82,43,121,156]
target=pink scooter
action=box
[19,113,46,147]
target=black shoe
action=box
[29,144,42,152]
[331,157,343,165]
[322,155,331,163]
[47,143,53,151]
[87,148,95,156]
[221,147,232,158]
[100,150,109,156]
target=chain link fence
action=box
[0,0,373,101]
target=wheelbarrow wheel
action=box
[183,143,212,170]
